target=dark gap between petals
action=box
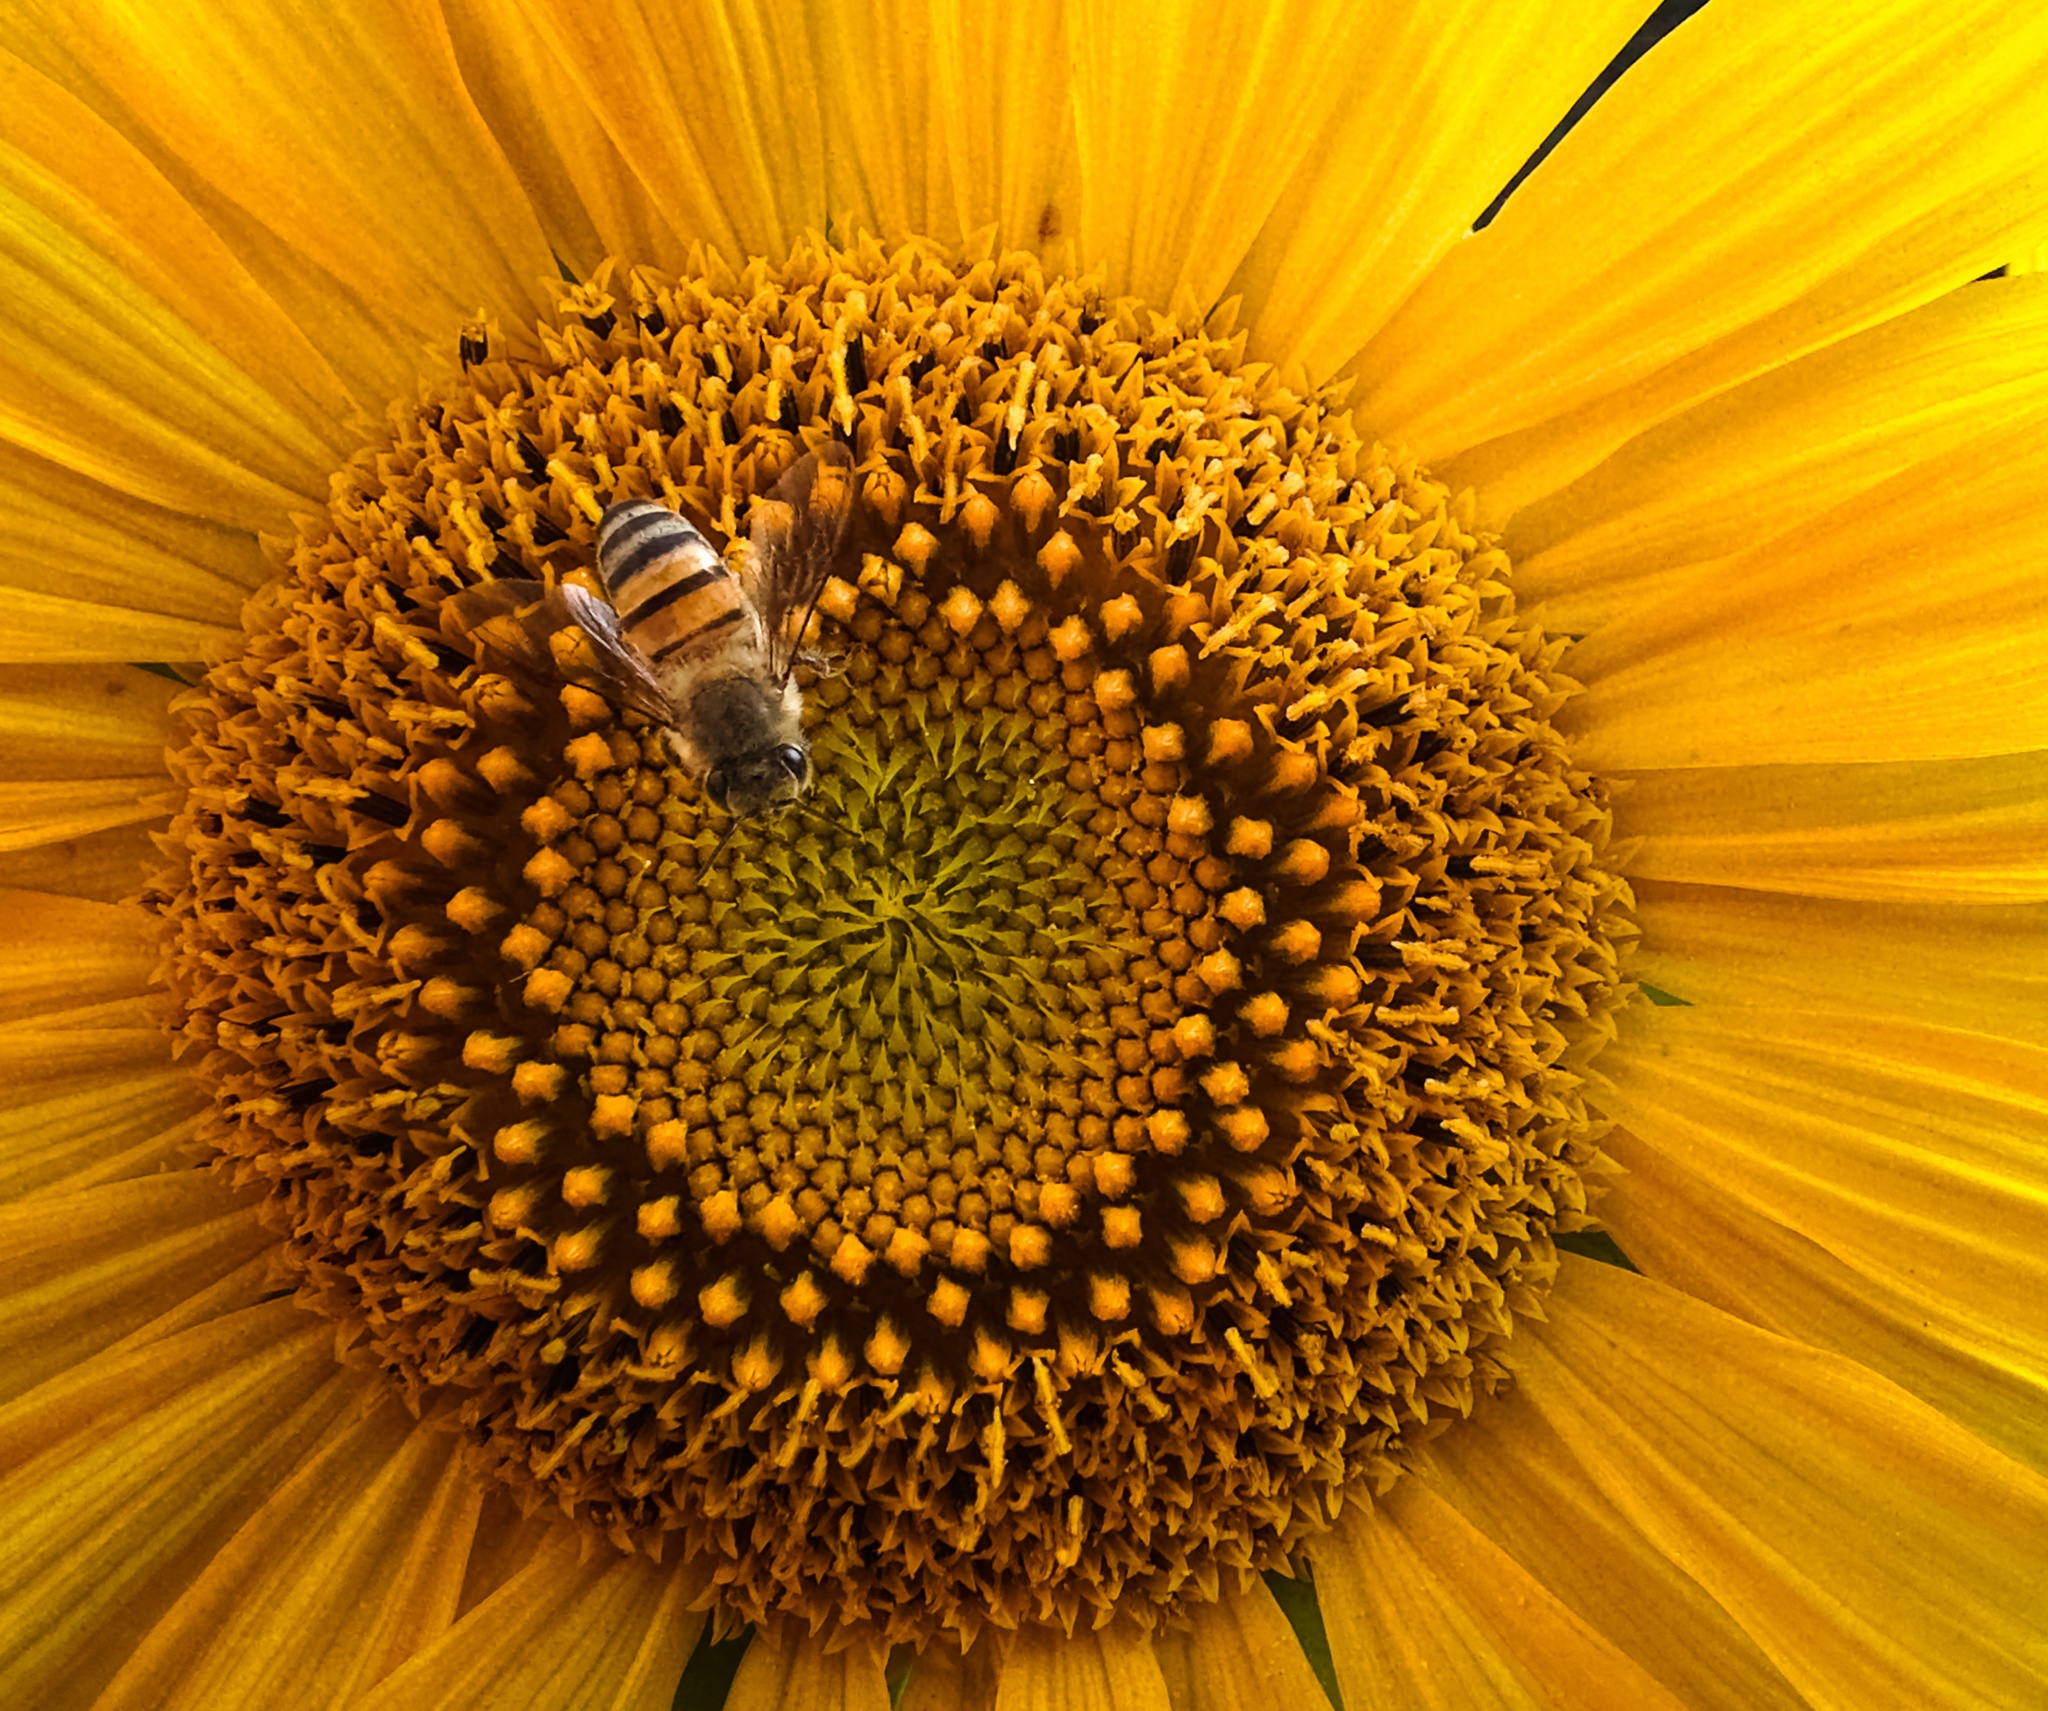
[1474,0,1714,232]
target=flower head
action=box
[3,4,2047,1709]
[156,239,1631,1648]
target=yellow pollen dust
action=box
[154,237,1631,1649]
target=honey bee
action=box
[447,442,854,841]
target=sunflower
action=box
[4,2,2047,1709]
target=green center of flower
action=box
[155,237,1632,1648]
[717,698,1114,1141]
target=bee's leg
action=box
[792,645,844,679]
[795,795,838,831]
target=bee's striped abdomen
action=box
[596,500,751,666]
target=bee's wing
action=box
[558,583,676,725]
[442,578,675,726]
[743,440,855,684]
[440,578,559,680]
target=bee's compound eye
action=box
[774,744,808,780]
[704,769,730,811]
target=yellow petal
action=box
[0,438,266,625]
[995,1621,1171,1710]
[1066,1,1361,310]
[1419,1390,1807,1711]
[1610,750,2048,904]
[1605,979,2048,1197]
[441,1,683,274]
[0,1298,342,1711]
[1629,880,2046,1045]
[1592,1003,2048,1455]
[1351,1,2048,511]
[1561,412,2048,769]
[0,822,162,901]
[726,1624,893,1711]
[0,996,172,1096]
[449,1492,565,1618]
[0,1060,200,1206]
[1229,0,1648,380]
[805,2,959,252]
[1521,1258,2048,1711]
[1508,272,2048,631]
[0,891,156,1023]
[1152,1575,1329,1711]
[901,1636,1000,1711]
[352,1526,704,1711]
[0,777,175,852]
[1602,1121,2048,1477]
[930,1,1081,257]
[0,1169,269,1407]
[1315,1481,1687,1711]
[8,0,556,414]
[0,586,234,666]
[810,0,1077,258]
[507,0,826,266]
[92,1399,481,1711]
[0,49,352,528]
[0,664,175,778]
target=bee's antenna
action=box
[705,816,745,871]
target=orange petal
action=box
[1315,1479,1687,1711]
[806,2,961,252]
[1596,999,2048,1261]
[0,665,176,778]
[0,588,233,667]
[808,0,1079,259]
[1593,1002,2048,1465]
[0,1298,343,1711]
[1152,1574,1329,1710]
[1229,0,1648,380]
[994,1620,1171,1710]
[0,995,172,1097]
[1066,0,1361,310]
[0,1169,270,1407]
[449,1492,565,1619]
[0,663,176,848]
[0,438,267,626]
[901,1635,1001,1711]
[0,891,157,1023]
[0,777,177,852]
[442,2,684,274]
[726,1623,893,1711]
[93,1399,482,1710]
[1627,880,2045,1046]
[506,0,826,266]
[1602,1121,2048,1478]
[352,1524,704,1711]
[0,1059,201,1203]
[0,822,162,902]
[0,50,352,527]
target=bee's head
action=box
[705,741,811,822]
